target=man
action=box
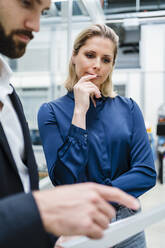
[0,1,139,248]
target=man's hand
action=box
[33,183,139,239]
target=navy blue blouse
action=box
[38,92,156,198]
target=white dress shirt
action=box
[0,55,30,193]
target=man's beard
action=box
[0,23,33,59]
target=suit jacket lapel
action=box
[0,123,19,174]
[9,88,30,159]
[9,88,39,190]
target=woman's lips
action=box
[86,73,100,78]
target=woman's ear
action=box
[72,51,77,65]
[71,55,75,65]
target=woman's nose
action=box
[93,58,101,69]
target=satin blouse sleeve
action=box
[111,99,156,197]
[38,103,88,185]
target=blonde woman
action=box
[38,24,156,248]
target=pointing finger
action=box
[92,184,140,210]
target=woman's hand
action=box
[72,75,101,129]
[73,74,101,113]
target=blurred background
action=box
[5,0,165,175]
[3,1,165,245]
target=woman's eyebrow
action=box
[35,0,50,11]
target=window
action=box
[16,48,50,72]
[108,23,140,69]
[104,0,136,14]
[17,87,49,133]
[8,59,17,71]
[114,84,126,97]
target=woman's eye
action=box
[103,58,110,64]
[86,53,94,58]
[21,0,31,7]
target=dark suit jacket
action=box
[0,87,56,248]
[0,87,39,197]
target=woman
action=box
[38,24,156,248]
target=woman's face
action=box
[72,36,115,89]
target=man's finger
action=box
[86,224,104,239]
[93,184,140,210]
[93,211,111,229]
[96,199,116,219]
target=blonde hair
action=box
[65,24,119,97]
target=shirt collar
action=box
[67,91,74,99]
[67,91,108,102]
[0,55,13,103]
